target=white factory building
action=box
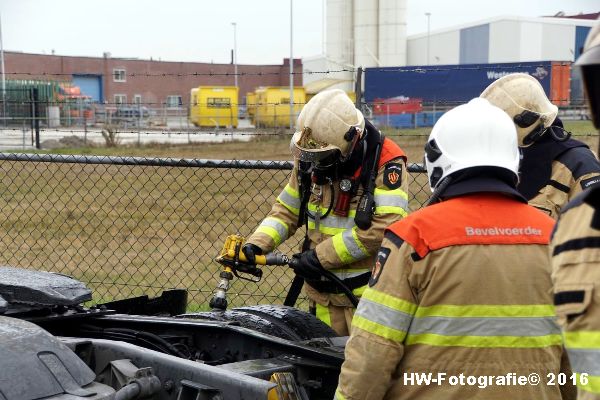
[407,15,596,66]
[303,3,597,94]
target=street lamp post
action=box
[425,12,431,65]
[289,0,294,129]
[232,22,238,88]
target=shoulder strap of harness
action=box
[355,122,385,230]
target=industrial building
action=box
[303,5,597,105]
[3,51,301,106]
[364,15,597,111]
[406,15,595,66]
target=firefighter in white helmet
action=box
[551,22,600,400]
[240,89,410,335]
[336,98,570,400]
[481,72,600,219]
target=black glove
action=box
[241,243,262,264]
[289,249,324,281]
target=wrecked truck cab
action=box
[0,266,346,400]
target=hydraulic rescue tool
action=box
[210,234,359,311]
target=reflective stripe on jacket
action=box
[246,138,409,307]
[527,147,600,219]
[551,187,600,399]
[337,193,569,400]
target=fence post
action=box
[30,88,40,149]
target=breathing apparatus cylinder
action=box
[333,179,353,217]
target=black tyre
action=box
[234,305,338,340]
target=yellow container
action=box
[246,92,256,122]
[254,87,305,128]
[189,86,238,128]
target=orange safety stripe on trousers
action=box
[387,193,555,258]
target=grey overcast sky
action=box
[0,0,597,64]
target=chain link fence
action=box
[0,153,429,310]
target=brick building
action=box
[3,51,302,107]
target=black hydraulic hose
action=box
[85,330,171,354]
[81,326,188,358]
[320,269,359,308]
[108,328,188,359]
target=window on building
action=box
[113,69,126,82]
[114,94,127,105]
[133,94,142,105]
[166,95,183,108]
[207,97,231,108]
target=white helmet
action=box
[291,89,365,164]
[425,98,520,191]
[480,73,558,147]
[576,21,600,129]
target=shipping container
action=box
[254,87,305,128]
[372,96,423,115]
[3,80,92,126]
[365,61,571,106]
[189,86,238,128]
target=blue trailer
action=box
[366,61,572,129]
[365,61,569,105]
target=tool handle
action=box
[225,249,289,266]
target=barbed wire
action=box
[0,126,288,136]
[3,62,571,78]
[0,99,584,106]
[0,126,596,137]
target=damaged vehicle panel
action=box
[0,266,345,400]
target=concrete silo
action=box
[326,0,407,68]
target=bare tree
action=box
[101,125,121,147]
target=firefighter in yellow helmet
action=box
[481,72,600,219]
[241,89,410,335]
[551,22,600,399]
[336,98,570,400]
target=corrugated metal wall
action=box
[407,31,460,65]
[575,26,592,60]
[571,26,592,104]
[459,24,489,64]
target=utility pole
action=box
[232,22,238,88]
[289,0,294,129]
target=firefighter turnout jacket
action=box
[518,123,600,219]
[551,186,600,399]
[246,137,409,325]
[336,189,569,400]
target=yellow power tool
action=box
[210,235,289,311]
